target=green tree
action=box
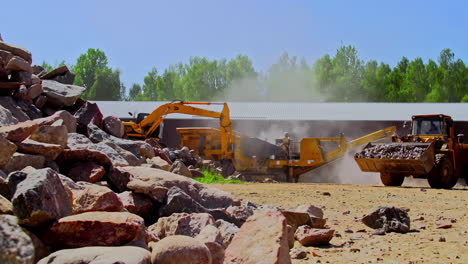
[128,83,143,101]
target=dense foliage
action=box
[46,46,467,102]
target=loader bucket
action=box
[354,142,435,175]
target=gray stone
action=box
[170,159,193,177]
[37,246,151,264]
[159,186,207,216]
[215,219,239,247]
[42,80,85,107]
[0,215,35,264]
[0,96,29,122]
[11,168,72,226]
[0,105,18,126]
[362,206,410,234]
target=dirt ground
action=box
[212,180,468,264]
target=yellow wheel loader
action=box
[354,114,468,189]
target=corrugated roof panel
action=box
[93,101,468,121]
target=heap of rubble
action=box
[355,143,427,159]
[0,38,334,264]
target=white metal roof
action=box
[93,101,468,121]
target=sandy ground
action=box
[212,180,468,264]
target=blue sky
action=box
[2,0,467,87]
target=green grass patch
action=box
[194,170,245,184]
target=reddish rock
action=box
[15,139,63,160]
[436,220,453,229]
[224,210,292,264]
[40,65,69,79]
[148,156,171,171]
[196,225,225,264]
[281,210,311,231]
[37,110,77,133]
[37,246,151,264]
[103,115,124,138]
[0,135,17,166]
[150,235,212,264]
[294,204,324,219]
[226,205,255,225]
[106,167,132,192]
[294,225,335,246]
[0,41,33,63]
[115,166,232,208]
[149,213,215,239]
[67,162,106,183]
[34,95,47,109]
[56,149,112,169]
[42,80,85,107]
[27,84,42,100]
[0,120,38,142]
[5,56,32,73]
[11,168,72,227]
[74,101,103,133]
[290,248,308,259]
[45,211,146,248]
[118,191,153,219]
[30,125,68,147]
[69,182,124,214]
[1,153,46,174]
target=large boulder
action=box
[118,191,154,219]
[113,166,233,209]
[0,96,29,122]
[11,168,72,226]
[15,139,63,160]
[0,120,38,142]
[41,80,85,107]
[103,115,124,138]
[362,206,410,233]
[293,204,326,228]
[0,215,35,264]
[225,204,256,225]
[150,235,212,264]
[87,143,132,166]
[1,153,46,174]
[74,101,103,133]
[0,135,17,166]
[159,186,207,216]
[149,212,215,239]
[37,246,151,264]
[69,182,124,214]
[67,161,106,183]
[36,110,76,133]
[224,210,291,264]
[281,210,311,231]
[102,142,142,166]
[294,225,335,246]
[0,104,19,126]
[27,83,42,100]
[44,211,146,248]
[0,41,32,63]
[148,156,171,171]
[16,100,43,120]
[30,125,68,148]
[67,132,92,149]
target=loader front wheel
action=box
[427,154,456,189]
[380,173,405,186]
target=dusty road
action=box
[212,181,468,264]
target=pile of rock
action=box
[0,38,334,264]
[355,143,427,159]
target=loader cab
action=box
[411,115,453,138]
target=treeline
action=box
[45,46,468,102]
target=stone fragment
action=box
[15,139,63,160]
[0,104,19,126]
[67,161,106,183]
[74,101,103,133]
[290,248,308,259]
[0,215,35,264]
[1,153,46,174]
[30,125,68,147]
[118,191,153,219]
[0,194,13,214]
[148,156,171,171]
[11,168,72,226]
[0,135,17,166]
[69,182,124,214]
[45,211,146,248]
[149,212,215,239]
[42,80,85,107]
[150,235,212,264]
[36,110,77,133]
[159,186,207,216]
[294,225,335,246]
[224,210,291,264]
[0,120,37,142]
[215,219,239,247]
[196,225,225,264]
[170,159,193,177]
[0,41,33,63]
[103,115,124,137]
[281,210,311,231]
[5,56,32,73]
[27,83,42,99]
[37,246,151,264]
[361,206,410,233]
[56,149,112,170]
[0,96,29,122]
